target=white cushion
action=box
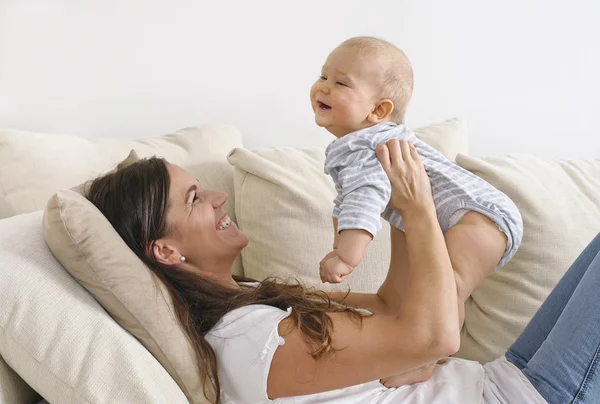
[456,154,600,363]
[228,118,468,292]
[0,125,244,277]
[0,125,242,218]
[0,212,188,404]
[0,355,39,404]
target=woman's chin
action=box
[218,222,248,244]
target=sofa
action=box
[0,119,599,403]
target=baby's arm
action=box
[337,228,372,268]
[321,220,372,283]
[323,154,389,283]
[333,218,340,249]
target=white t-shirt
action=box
[205,304,547,404]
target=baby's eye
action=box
[336,81,347,87]
[319,75,327,80]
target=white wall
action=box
[1,0,599,158]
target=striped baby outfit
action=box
[324,122,523,270]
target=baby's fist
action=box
[319,252,353,283]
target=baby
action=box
[312,37,523,287]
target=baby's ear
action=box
[368,99,394,123]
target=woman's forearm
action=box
[378,205,459,343]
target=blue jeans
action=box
[506,233,600,403]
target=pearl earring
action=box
[179,256,186,262]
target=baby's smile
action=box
[317,101,332,111]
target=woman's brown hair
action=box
[87,157,361,403]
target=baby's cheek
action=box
[338,101,356,119]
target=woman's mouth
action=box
[217,216,232,231]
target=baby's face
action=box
[310,46,384,138]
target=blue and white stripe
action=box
[325,122,523,270]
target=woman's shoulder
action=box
[205,303,293,404]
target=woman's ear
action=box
[150,239,182,266]
[367,99,394,123]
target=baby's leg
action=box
[381,210,506,319]
[444,211,507,305]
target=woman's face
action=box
[154,163,248,274]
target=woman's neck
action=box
[196,267,242,290]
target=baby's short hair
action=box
[340,36,414,123]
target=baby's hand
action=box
[319,251,353,283]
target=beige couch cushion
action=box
[456,154,600,363]
[0,125,241,216]
[44,178,219,402]
[0,212,188,404]
[227,118,469,292]
[0,355,39,404]
[0,125,243,277]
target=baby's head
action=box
[310,36,413,138]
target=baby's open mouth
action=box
[318,101,332,110]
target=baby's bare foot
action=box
[380,363,435,388]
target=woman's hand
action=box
[376,140,434,216]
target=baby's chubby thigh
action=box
[444,210,508,303]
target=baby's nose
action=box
[319,81,331,94]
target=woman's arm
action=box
[267,140,460,398]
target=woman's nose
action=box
[209,191,227,209]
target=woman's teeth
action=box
[218,217,232,230]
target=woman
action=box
[88,139,599,403]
